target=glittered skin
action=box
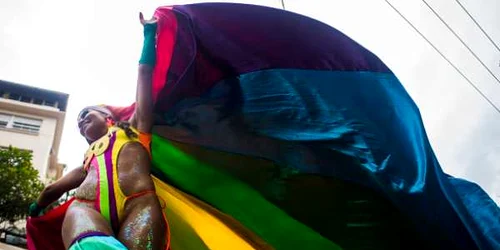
[69,202,99,234]
[74,164,98,201]
[118,192,166,250]
[116,142,166,249]
[62,200,114,248]
[122,207,153,249]
[62,133,166,249]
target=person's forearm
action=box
[138,64,154,74]
[137,65,153,112]
[134,64,154,132]
[30,184,68,217]
[36,184,66,207]
[131,14,157,132]
[30,166,85,217]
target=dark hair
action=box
[115,121,137,139]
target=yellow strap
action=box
[111,129,136,221]
[110,127,156,221]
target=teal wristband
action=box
[139,23,158,65]
[29,202,42,217]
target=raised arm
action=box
[29,166,86,216]
[129,13,157,134]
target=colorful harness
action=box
[83,126,153,232]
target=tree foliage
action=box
[0,146,44,224]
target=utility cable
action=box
[384,0,500,114]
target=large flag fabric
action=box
[27,3,500,250]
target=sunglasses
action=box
[77,109,90,123]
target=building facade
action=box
[0,80,68,183]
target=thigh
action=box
[118,194,167,250]
[62,201,114,249]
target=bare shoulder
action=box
[120,141,149,156]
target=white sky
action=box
[1,0,499,204]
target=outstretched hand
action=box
[139,12,157,26]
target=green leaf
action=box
[0,146,45,223]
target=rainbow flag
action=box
[27,3,499,250]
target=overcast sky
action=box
[1,0,498,204]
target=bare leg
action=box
[118,194,167,250]
[62,201,115,249]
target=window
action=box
[13,116,42,132]
[20,96,32,103]
[43,100,55,107]
[0,113,42,133]
[33,99,43,105]
[8,93,20,101]
[0,113,12,128]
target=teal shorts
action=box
[69,235,127,250]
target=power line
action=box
[383,0,500,115]
[422,0,500,86]
[454,0,500,53]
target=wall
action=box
[0,106,57,180]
